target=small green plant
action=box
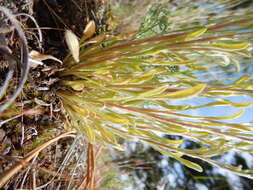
[58,1,253,179]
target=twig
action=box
[15,13,43,44]
[19,154,38,189]
[42,0,70,29]
[0,131,76,187]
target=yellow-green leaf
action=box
[154,101,190,110]
[99,112,129,125]
[231,75,251,85]
[203,110,244,120]
[151,59,196,65]
[211,42,249,51]
[193,99,253,108]
[177,157,203,172]
[82,123,96,143]
[138,86,168,98]
[159,148,203,172]
[156,83,206,99]
[160,123,189,133]
[137,129,184,146]
[186,27,207,38]
[129,69,165,85]
[82,33,105,45]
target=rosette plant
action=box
[58,0,253,179]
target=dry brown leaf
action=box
[29,50,62,68]
[83,20,96,39]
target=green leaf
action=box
[203,110,244,120]
[159,149,203,172]
[231,75,251,85]
[98,127,118,145]
[156,83,206,99]
[99,112,129,125]
[153,101,190,110]
[149,59,196,65]
[190,99,253,109]
[187,64,207,71]
[138,85,168,98]
[211,42,249,51]
[160,123,189,133]
[82,122,96,143]
[128,69,165,84]
[137,129,184,146]
[186,27,207,38]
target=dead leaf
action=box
[83,20,96,39]
[29,50,62,68]
[34,98,51,107]
[65,30,80,63]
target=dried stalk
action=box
[0,131,76,188]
